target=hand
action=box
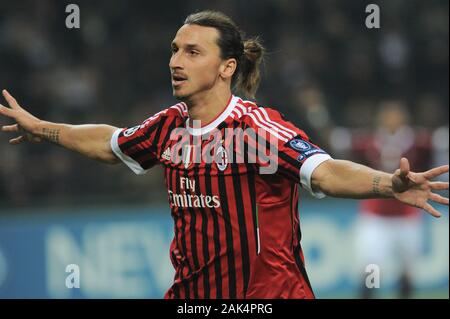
[0,89,43,144]
[392,157,449,217]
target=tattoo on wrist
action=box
[40,128,60,143]
[372,176,381,195]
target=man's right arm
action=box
[0,89,120,164]
[33,121,120,164]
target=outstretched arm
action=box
[311,157,449,217]
[0,89,120,164]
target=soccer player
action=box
[352,101,433,298]
[0,11,448,299]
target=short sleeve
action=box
[111,112,165,174]
[243,107,332,198]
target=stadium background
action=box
[0,0,448,298]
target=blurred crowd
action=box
[0,0,448,209]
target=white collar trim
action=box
[186,95,238,136]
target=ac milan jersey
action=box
[111,95,331,299]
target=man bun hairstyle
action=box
[184,10,265,99]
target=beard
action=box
[172,82,190,100]
[172,78,217,103]
[173,90,191,102]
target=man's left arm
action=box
[311,157,449,217]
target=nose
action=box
[169,51,183,70]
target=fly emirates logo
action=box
[168,177,220,209]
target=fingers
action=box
[2,89,22,110]
[424,165,450,179]
[0,104,14,118]
[9,135,25,145]
[422,202,442,218]
[1,124,19,132]
[429,193,449,206]
[430,181,449,190]
[399,157,410,179]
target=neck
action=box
[184,88,232,126]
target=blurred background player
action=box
[353,100,431,298]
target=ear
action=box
[219,58,237,80]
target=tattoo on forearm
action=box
[372,176,381,195]
[40,128,60,144]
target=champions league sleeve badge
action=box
[287,138,327,162]
[289,139,312,152]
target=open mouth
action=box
[172,74,187,87]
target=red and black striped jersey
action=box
[111,95,332,299]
